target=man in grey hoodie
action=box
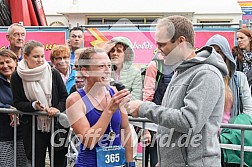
[126,16,228,167]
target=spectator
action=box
[73,48,85,69]
[66,47,134,167]
[6,23,26,61]
[70,48,86,94]
[11,40,68,167]
[206,34,252,120]
[107,37,142,158]
[69,70,85,94]
[0,49,27,166]
[107,37,142,101]
[69,27,84,64]
[50,45,76,94]
[232,28,252,86]
[206,34,252,167]
[126,15,228,167]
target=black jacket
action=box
[11,68,67,114]
[10,68,68,158]
[0,73,23,141]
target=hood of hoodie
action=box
[110,37,135,68]
[176,46,228,77]
[205,34,236,77]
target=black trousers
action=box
[144,141,158,167]
[23,123,68,167]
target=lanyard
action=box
[89,87,115,141]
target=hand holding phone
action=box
[110,80,125,91]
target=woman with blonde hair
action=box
[207,34,252,121]
[206,34,252,167]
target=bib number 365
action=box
[96,146,125,167]
[105,153,120,163]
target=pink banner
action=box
[195,31,235,49]
[84,30,235,64]
[0,31,66,61]
[0,30,235,64]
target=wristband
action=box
[125,162,136,167]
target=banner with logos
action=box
[0,28,235,64]
[84,28,235,64]
[0,31,66,61]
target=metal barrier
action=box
[129,117,252,167]
[220,123,252,167]
[1,108,252,167]
[0,108,68,167]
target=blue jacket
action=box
[0,73,12,108]
[65,65,76,94]
[70,51,75,65]
[0,73,23,141]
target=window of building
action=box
[87,16,160,25]
[104,18,144,24]
[87,18,102,25]
[195,19,232,28]
[146,18,158,24]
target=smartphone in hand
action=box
[110,80,125,91]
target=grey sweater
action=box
[206,34,252,118]
[139,46,228,167]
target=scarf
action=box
[242,50,252,75]
[17,59,52,132]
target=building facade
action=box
[43,0,242,27]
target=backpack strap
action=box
[234,72,243,115]
[155,60,163,81]
[154,59,163,89]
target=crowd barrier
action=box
[0,108,252,167]
[129,118,252,167]
[0,108,69,167]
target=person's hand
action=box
[35,101,46,111]
[103,41,116,53]
[156,163,159,167]
[45,107,59,117]
[118,92,132,115]
[125,100,144,117]
[141,130,151,146]
[9,114,20,127]
[65,39,71,47]
[106,89,130,114]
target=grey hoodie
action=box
[139,46,228,167]
[206,34,252,118]
[206,34,240,117]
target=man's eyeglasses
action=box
[54,56,70,61]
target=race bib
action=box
[96,146,126,167]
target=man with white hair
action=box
[6,23,26,61]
